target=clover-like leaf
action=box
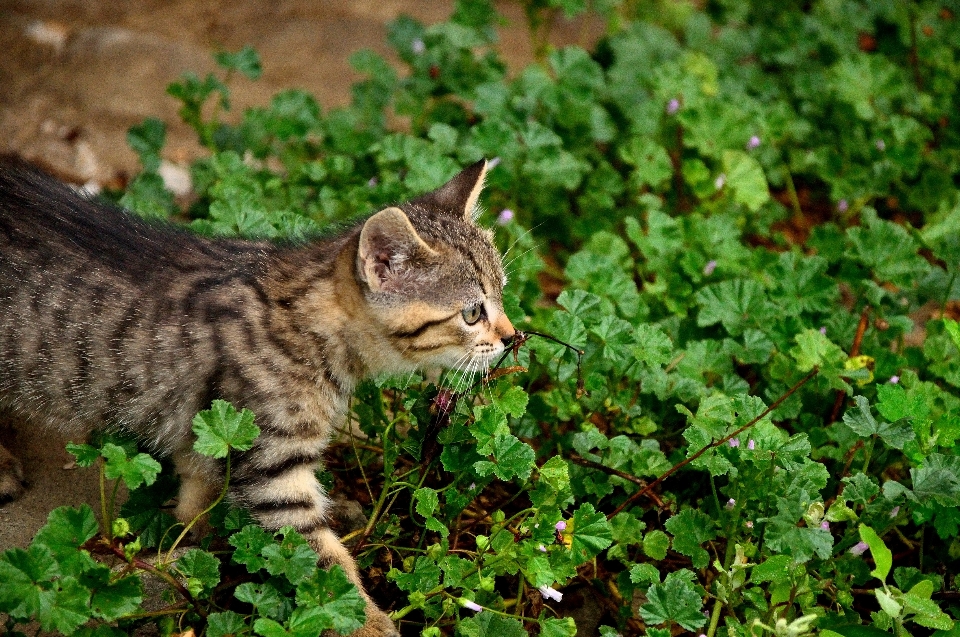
[640,569,706,631]
[192,400,260,458]
[101,443,162,490]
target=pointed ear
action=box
[357,207,438,292]
[411,159,488,221]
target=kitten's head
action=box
[357,160,516,375]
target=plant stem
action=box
[861,436,876,474]
[100,460,111,543]
[784,168,803,219]
[706,597,723,637]
[165,453,232,565]
[609,367,819,519]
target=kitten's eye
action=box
[461,303,484,325]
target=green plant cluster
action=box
[5,1,960,636]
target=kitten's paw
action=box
[0,445,25,503]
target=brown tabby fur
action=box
[0,159,515,637]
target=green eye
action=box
[462,303,483,325]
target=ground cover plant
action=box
[3,0,960,635]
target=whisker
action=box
[501,222,544,260]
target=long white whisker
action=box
[501,222,544,260]
[502,243,540,272]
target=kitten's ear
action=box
[358,207,438,292]
[411,159,488,222]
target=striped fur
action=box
[0,159,515,637]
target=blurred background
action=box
[0,1,598,188]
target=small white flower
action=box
[538,585,563,602]
[461,599,482,612]
[412,39,426,54]
[715,173,726,189]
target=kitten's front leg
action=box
[232,452,399,637]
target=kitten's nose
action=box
[501,334,515,347]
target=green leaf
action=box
[643,530,670,560]
[295,565,366,635]
[0,545,59,615]
[215,46,263,80]
[629,563,660,586]
[750,555,794,585]
[65,443,100,468]
[235,581,285,619]
[88,572,143,622]
[911,453,960,507]
[722,150,769,211]
[38,577,91,635]
[176,548,221,595]
[100,444,162,490]
[208,610,250,637]
[859,524,892,583]
[539,456,570,493]
[945,318,960,353]
[192,400,260,457]
[876,588,902,619]
[570,503,613,564]
[843,395,914,449]
[696,279,774,336]
[457,612,526,637]
[540,616,577,637]
[665,509,716,569]
[471,404,510,455]
[414,487,440,518]
[619,136,673,189]
[473,434,536,481]
[495,386,529,419]
[229,525,272,572]
[34,505,99,573]
[390,556,441,593]
[261,530,318,586]
[127,118,166,172]
[640,569,706,631]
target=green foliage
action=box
[8,1,960,635]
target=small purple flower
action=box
[725,498,736,510]
[367,177,378,188]
[876,139,886,151]
[850,541,869,556]
[889,375,900,384]
[469,482,476,490]
[488,156,501,169]
[889,506,900,518]
[497,209,514,225]
[461,599,482,612]
[728,438,740,448]
[555,520,567,532]
[703,260,718,276]
[819,326,827,335]
[715,173,726,190]
[412,39,426,55]
[666,98,680,115]
[837,199,849,213]
[748,439,755,450]
[538,544,547,552]
[538,585,563,602]
[820,521,830,531]
[747,135,761,150]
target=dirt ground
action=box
[0,0,598,554]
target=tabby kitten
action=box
[0,158,515,637]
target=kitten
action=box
[0,158,515,637]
